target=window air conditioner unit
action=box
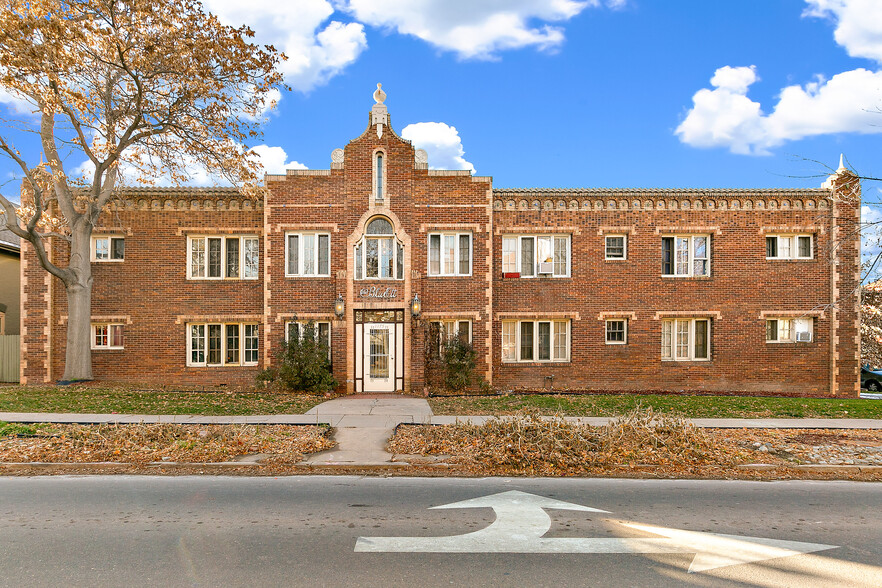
[796,331,812,342]
[538,261,554,275]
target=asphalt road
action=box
[1,476,880,587]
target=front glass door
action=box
[364,323,395,392]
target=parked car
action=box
[861,366,882,391]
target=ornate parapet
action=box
[103,187,264,212]
[492,188,830,213]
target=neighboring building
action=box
[0,224,21,335]
[20,87,862,397]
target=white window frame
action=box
[285,232,331,277]
[661,318,710,361]
[427,232,473,276]
[766,234,813,260]
[766,317,813,343]
[91,323,124,350]
[286,321,332,345]
[605,319,627,344]
[501,235,570,277]
[501,319,570,363]
[91,236,125,262]
[662,235,710,277]
[187,235,259,280]
[186,322,259,366]
[374,150,385,203]
[286,321,332,358]
[605,235,627,260]
[355,218,404,281]
[431,319,473,348]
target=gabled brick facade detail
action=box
[20,93,861,397]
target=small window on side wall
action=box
[92,324,124,349]
[93,237,125,261]
[766,317,813,342]
[605,319,627,344]
[605,235,626,260]
[766,235,813,260]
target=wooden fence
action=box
[0,335,20,383]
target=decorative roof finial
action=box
[373,83,386,105]
[837,153,847,173]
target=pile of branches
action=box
[390,407,736,475]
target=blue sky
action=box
[2,0,882,197]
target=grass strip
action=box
[0,385,328,416]
[429,393,882,419]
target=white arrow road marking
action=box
[354,490,838,573]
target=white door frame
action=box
[363,323,396,392]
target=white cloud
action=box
[677,1,882,154]
[250,144,308,174]
[340,0,616,59]
[401,122,475,172]
[203,0,367,92]
[676,65,882,155]
[0,88,35,116]
[804,0,882,62]
[74,143,305,187]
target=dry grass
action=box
[0,423,335,464]
[390,407,752,476]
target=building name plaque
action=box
[359,286,399,299]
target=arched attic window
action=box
[355,216,403,280]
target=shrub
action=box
[257,322,337,393]
[424,323,482,392]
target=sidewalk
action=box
[2,396,882,468]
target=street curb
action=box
[737,463,882,473]
[294,462,411,470]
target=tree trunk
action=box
[62,221,94,381]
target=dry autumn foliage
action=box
[862,280,882,368]
[0,0,284,380]
[0,423,333,464]
[389,407,748,476]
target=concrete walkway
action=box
[301,395,433,466]
[2,396,882,467]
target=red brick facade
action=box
[20,94,862,397]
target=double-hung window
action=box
[91,323,124,349]
[432,319,472,343]
[428,233,472,276]
[286,233,331,277]
[286,321,332,358]
[501,235,570,277]
[501,320,570,362]
[766,317,813,342]
[188,236,259,279]
[92,236,125,261]
[188,322,259,366]
[661,318,710,361]
[766,235,813,259]
[605,235,626,260]
[662,235,710,277]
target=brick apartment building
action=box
[20,86,862,397]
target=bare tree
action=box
[0,0,284,380]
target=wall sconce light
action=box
[334,294,345,319]
[410,293,421,318]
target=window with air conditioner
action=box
[501,235,570,277]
